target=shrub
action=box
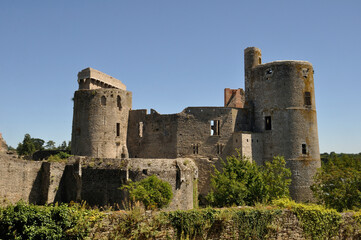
[273,198,341,239]
[122,175,173,210]
[0,201,103,239]
[207,153,291,207]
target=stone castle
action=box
[71,47,321,203]
[0,47,321,209]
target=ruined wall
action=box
[246,48,321,201]
[71,88,132,158]
[0,133,7,153]
[176,107,239,160]
[224,88,245,108]
[0,154,197,210]
[0,153,47,204]
[127,110,178,158]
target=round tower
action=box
[71,68,132,159]
[244,47,262,103]
[248,59,321,201]
[71,88,132,158]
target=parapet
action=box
[77,67,126,90]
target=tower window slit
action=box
[116,123,120,137]
[304,92,311,106]
[265,116,272,130]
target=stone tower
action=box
[244,47,321,201]
[71,68,132,158]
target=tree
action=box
[311,153,361,211]
[45,140,56,150]
[16,134,36,156]
[122,175,173,210]
[207,153,291,207]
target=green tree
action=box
[262,156,292,201]
[311,153,361,211]
[122,175,173,210]
[207,154,291,207]
[16,134,36,156]
[45,140,56,150]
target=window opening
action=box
[139,122,144,138]
[210,120,220,136]
[192,144,199,154]
[304,92,311,106]
[117,96,122,110]
[116,123,120,137]
[176,165,181,190]
[302,144,307,154]
[142,169,148,175]
[101,96,106,106]
[265,116,272,130]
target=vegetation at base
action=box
[47,151,72,162]
[207,154,291,207]
[0,201,103,240]
[166,207,281,239]
[122,175,173,210]
[16,133,71,156]
[311,152,361,211]
[273,198,341,239]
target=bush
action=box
[273,198,341,239]
[207,154,291,207]
[47,152,72,162]
[0,201,103,239]
[122,175,173,210]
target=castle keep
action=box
[71,47,321,203]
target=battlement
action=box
[77,67,126,90]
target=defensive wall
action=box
[0,153,197,210]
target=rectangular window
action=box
[265,116,272,130]
[304,92,311,106]
[116,123,120,137]
[192,144,199,154]
[210,120,220,136]
[302,144,307,154]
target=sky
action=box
[0,1,360,153]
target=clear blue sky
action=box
[0,1,360,153]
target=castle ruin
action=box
[71,47,321,202]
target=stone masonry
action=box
[71,47,321,204]
[0,133,7,153]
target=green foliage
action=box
[165,207,281,239]
[207,154,291,207]
[122,175,173,210]
[109,203,167,240]
[311,153,361,211]
[273,198,341,239]
[232,208,282,239]
[47,152,72,162]
[45,140,56,150]
[16,134,37,156]
[0,201,103,239]
[166,208,219,239]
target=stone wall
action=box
[71,88,132,158]
[0,154,197,210]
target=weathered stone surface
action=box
[0,133,7,153]
[0,154,197,210]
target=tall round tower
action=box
[71,68,132,159]
[245,49,321,201]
